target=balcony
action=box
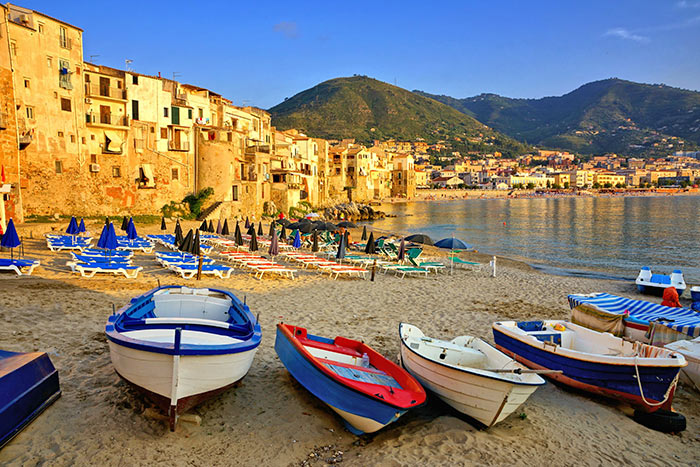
[168,140,190,152]
[245,143,271,155]
[86,113,129,127]
[59,36,72,50]
[85,83,127,101]
[172,93,187,106]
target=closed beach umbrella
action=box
[174,223,184,247]
[234,222,243,245]
[405,234,433,246]
[293,230,302,249]
[268,222,275,237]
[247,224,255,236]
[66,216,79,235]
[179,229,194,253]
[216,219,222,235]
[280,225,287,241]
[104,222,118,252]
[222,219,230,236]
[268,228,279,256]
[257,222,263,236]
[361,226,367,241]
[96,223,108,249]
[161,217,167,230]
[104,217,110,226]
[364,232,375,254]
[397,238,406,261]
[434,237,472,250]
[78,218,86,234]
[121,216,129,231]
[1,219,21,259]
[208,220,214,232]
[249,229,258,252]
[199,220,208,231]
[311,231,319,252]
[190,229,201,257]
[336,232,346,260]
[245,217,250,229]
[126,218,138,243]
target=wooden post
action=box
[196,254,203,280]
[371,259,377,281]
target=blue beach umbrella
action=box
[78,218,86,234]
[98,222,118,260]
[292,230,301,249]
[1,219,21,259]
[96,223,108,248]
[66,216,79,245]
[434,237,472,250]
[126,218,138,240]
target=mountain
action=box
[416,79,700,156]
[268,76,531,156]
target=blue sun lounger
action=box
[0,258,40,276]
[66,261,143,278]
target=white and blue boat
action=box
[636,267,686,296]
[105,286,261,430]
[568,292,700,345]
[1,350,61,448]
[275,323,426,435]
[691,286,700,312]
[492,320,686,413]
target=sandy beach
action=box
[0,220,698,466]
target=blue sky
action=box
[23,0,700,108]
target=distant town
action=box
[1,4,698,228]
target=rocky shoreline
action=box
[322,202,390,222]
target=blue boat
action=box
[105,286,261,430]
[1,350,61,448]
[568,292,700,345]
[635,267,686,296]
[275,323,425,435]
[492,320,686,413]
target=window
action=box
[59,26,69,48]
[85,74,90,83]
[91,134,95,140]
[227,132,232,142]
[58,59,72,90]
[132,75,138,85]
[112,166,121,177]
[58,131,64,137]
[24,79,30,88]
[90,154,98,164]
[116,80,122,89]
[163,107,169,118]
[198,108,203,119]
[26,107,34,119]
[81,137,86,144]
[70,135,75,143]
[150,127,154,133]
[232,185,239,201]
[171,168,179,180]
[38,22,44,33]
[60,98,71,111]
[171,107,180,125]
[188,109,192,119]
[55,161,63,174]
[10,40,16,56]
[47,56,52,69]
[131,100,139,120]
[160,128,167,139]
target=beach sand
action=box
[0,220,698,466]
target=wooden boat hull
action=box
[399,341,541,427]
[108,340,257,414]
[492,322,684,412]
[0,350,61,448]
[275,326,417,434]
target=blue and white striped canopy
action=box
[568,292,700,338]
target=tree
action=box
[526,182,535,190]
[592,182,601,189]
[552,183,562,189]
[563,182,570,189]
[603,182,613,188]
[546,180,551,188]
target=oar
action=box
[484,368,563,375]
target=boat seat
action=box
[299,337,361,357]
[144,317,232,329]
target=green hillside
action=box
[269,76,531,156]
[416,79,700,156]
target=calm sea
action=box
[366,195,700,284]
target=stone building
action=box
[391,153,416,198]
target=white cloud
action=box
[676,1,700,8]
[604,28,650,43]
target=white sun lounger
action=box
[169,264,234,279]
[0,258,40,276]
[66,261,143,278]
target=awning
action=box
[141,164,155,187]
[104,130,123,153]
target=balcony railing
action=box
[86,113,129,127]
[168,141,190,152]
[245,143,271,155]
[173,93,187,106]
[59,37,72,50]
[85,83,127,100]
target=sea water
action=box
[365,195,700,283]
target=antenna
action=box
[172,72,182,81]
[125,59,133,71]
[89,54,100,62]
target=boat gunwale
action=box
[398,323,546,387]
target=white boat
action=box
[398,323,545,427]
[105,286,261,430]
[665,337,700,391]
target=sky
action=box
[21,0,700,108]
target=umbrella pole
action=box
[450,249,454,275]
[196,254,203,281]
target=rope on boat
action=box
[633,343,679,408]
